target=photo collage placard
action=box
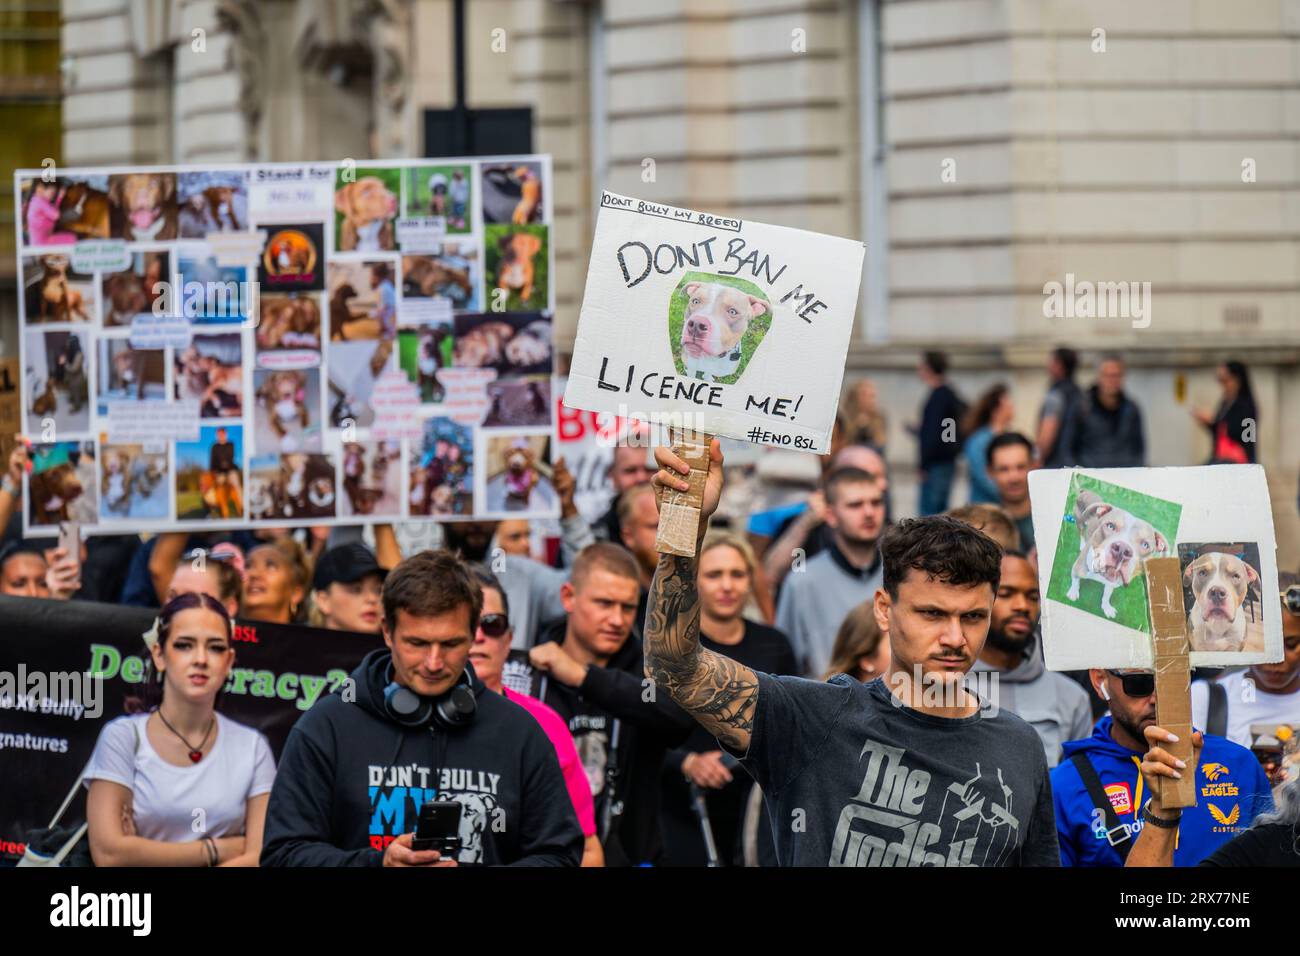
[12,157,556,533]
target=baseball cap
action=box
[312,543,387,592]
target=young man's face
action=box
[825,479,885,548]
[561,568,640,660]
[987,554,1040,655]
[1098,360,1125,400]
[619,490,660,577]
[1,554,50,598]
[468,586,512,689]
[317,574,384,633]
[495,520,531,558]
[989,445,1030,506]
[383,605,473,697]
[874,571,993,684]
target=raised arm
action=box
[644,441,758,754]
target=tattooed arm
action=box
[644,441,759,754]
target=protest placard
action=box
[1030,464,1284,671]
[563,192,865,456]
[12,156,557,534]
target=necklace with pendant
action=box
[156,710,215,763]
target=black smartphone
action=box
[411,801,462,857]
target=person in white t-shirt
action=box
[84,592,276,866]
[1192,571,1300,775]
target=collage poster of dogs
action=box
[564,191,866,456]
[12,155,556,534]
[1030,464,1284,671]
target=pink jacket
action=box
[27,191,75,245]
[504,687,596,837]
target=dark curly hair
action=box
[881,516,1002,600]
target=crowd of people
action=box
[3,344,1298,868]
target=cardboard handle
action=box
[1144,556,1198,810]
[654,427,712,557]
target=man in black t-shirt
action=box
[659,531,798,866]
[645,441,1060,867]
[521,542,693,866]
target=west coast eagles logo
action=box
[1202,762,1229,781]
[1207,802,1240,826]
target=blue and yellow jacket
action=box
[1051,716,1273,866]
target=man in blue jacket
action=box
[1052,667,1272,866]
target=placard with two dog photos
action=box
[12,157,557,534]
[563,191,865,454]
[1029,464,1283,670]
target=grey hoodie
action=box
[970,636,1092,768]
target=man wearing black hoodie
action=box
[260,549,582,867]
[520,542,694,866]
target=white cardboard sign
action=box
[1030,465,1283,671]
[563,192,865,454]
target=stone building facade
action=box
[29,0,1300,560]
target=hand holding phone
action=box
[411,800,462,859]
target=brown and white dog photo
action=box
[1066,489,1170,619]
[335,177,397,252]
[1184,550,1261,652]
[679,281,769,382]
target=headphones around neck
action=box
[383,661,478,730]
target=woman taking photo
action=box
[1192,360,1258,464]
[84,593,275,866]
[660,532,797,866]
[241,537,310,624]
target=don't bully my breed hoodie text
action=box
[261,648,583,866]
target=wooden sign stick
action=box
[1143,556,1198,809]
[654,426,713,557]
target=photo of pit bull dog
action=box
[108,172,179,241]
[484,433,555,515]
[481,162,544,224]
[1047,474,1182,632]
[452,312,553,376]
[102,252,168,326]
[668,272,773,385]
[484,225,547,311]
[25,329,90,434]
[178,171,248,237]
[96,338,165,414]
[27,442,96,528]
[1179,543,1266,653]
[23,254,95,324]
[21,175,114,244]
[334,172,399,252]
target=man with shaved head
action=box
[519,542,693,865]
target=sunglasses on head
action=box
[478,613,509,638]
[1284,585,1300,617]
[1106,670,1155,698]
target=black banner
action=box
[0,595,382,860]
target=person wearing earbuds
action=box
[969,549,1091,767]
[1050,668,1271,867]
[260,549,583,867]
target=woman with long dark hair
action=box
[961,383,1014,504]
[1193,360,1257,464]
[83,593,275,866]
